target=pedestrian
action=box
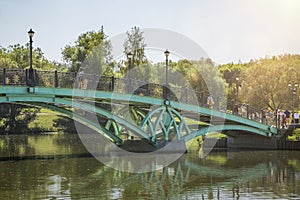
[78,69,84,89]
[294,111,299,124]
[234,103,239,115]
[276,109,281,128]
[241,103,247,118]
[283,113,287,128]
[284,109,291,124]
[261,109,267,124]
[207,95,214,109]
[279,109,285,128]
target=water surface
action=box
[0,135,299,199]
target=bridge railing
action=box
[0,68,27,85]
[226,101,275,126]
[0,68,274,126]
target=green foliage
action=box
[123,26,148,67]
[218,62,245,86]
[218,62,245,102]
[239,54,300,110]
[2,27,300,135]
[62,28,113,75]
[288,128,300,141]
[41,76,51,87]
[13,74,19,84]
[191,59,226,97]
[0,42,64,135]
[28,112,59,133]
[0,44,60,70]
[0,104,39,134]
[206,132,227,139]
[53,116,77,134]
[217,54,300,110]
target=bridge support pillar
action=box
[227,134,277,150]
[111,140,187,153]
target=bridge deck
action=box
[0,67,280,147]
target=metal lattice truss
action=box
[140,106,191,143]
[0,86,277,145]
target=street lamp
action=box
[164,49,170,99]
[288,82,298,123]
[234,77,241,115]
[28,28,35,86]
[235,77,240,104]
[127,52,133,93]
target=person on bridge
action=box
[278,109,285,128]
[77,69,84,89]
[207,95,214,109]
[294,112,299,124]
[283,113,287,129]
[284,109,291,124]
[241,103,247,118]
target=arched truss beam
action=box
[140,106,191,143]
[0,95,151,144]
[0,86,276,134]
[0,86,276,137]
[182,124,271,142]
[23,102,123,144]
[105,105,146,138]
[185,160,269,180]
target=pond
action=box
[0,135,299,199]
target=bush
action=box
[288,128,300,141]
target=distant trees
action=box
[0,44,62,70]
[0,40,66,135]
[1,26,300,134]
[0,104,39,134]
[123,26,148,67]
[239,55,300,110]
[218,62,245,103]
[167,58,225,97]
[61,28,113,75]
[219,54,300,111]
[0,44,64,135]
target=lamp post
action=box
[28,29,35,86]
[234,77,241,115]
[127,52,133,93]
[164,49,170,99]
[235,77,240,104]
[288,82,298,123]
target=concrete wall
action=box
[227,134,277,150]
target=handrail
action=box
[0,68,274,126]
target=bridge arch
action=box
[0,86,277,147]
[0,95,152,144]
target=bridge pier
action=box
[111,140,187,153]
[227,133,277,150]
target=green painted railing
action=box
[0,68,276,127]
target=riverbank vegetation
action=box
[0,26,299,137]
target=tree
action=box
[0,44,59,135]
[62,28,113,74]
[218,62,245,103]
[151,58,226,106]
[239,54,300,110]
[0,104,39,134]
[0,44,59,70]
[53,115,77,134]
[123,26,148,68]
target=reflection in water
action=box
[0,135,89,159]
[0,135,299,199]
[47,175,71,199]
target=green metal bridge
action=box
[0,68,280,149]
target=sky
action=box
[1,0,300,64]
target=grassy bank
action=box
[28,109,60,133]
